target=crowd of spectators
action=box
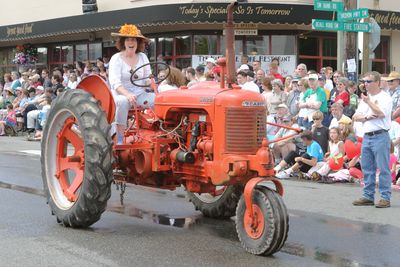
[178,57,400,193]
[0,57,110,140]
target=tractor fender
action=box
[77,75,115,124]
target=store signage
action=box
[6,23,34,37]
[338,8,369,21]
[314,1,344,12]
[192,55,297,77]
[312,19,371,32]
[223,29,258,35]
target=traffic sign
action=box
[312,19,343,31]
[343,21,371,32]
[312,19,371,32]
[314,1,344,12]
[338,8,369,21]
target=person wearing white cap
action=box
[236,71,259,93]
[267,103,289,137]
[205,57,216,73]
[298,73,328,129]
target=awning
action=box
[0,3,334,43]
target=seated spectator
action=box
[286,77,301,117]
[334,77,350,108]
[186,67,198,88]
[310,127,345,181]
[67,73,78,89]
[299,74,328,129]
[267,103,289,137]
[236,71,260,93]
[195,65,206,82]
[311,111,329,154]
[0,104,16,136]
[274,130,324,179]
[329,102,351,129]
[297,78,310,129]
[284,75,293,93]
[272,115,298,163]
[29,96,52,141]
[3,88,15,107]
[158,67,186,93]
[268,79,287,114]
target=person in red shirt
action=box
[268,62,285,83]
[334,77,350,107]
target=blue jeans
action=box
[361,132,391,201]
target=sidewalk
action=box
[1,135,399,228]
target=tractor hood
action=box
[154,81,265,120]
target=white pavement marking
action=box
[19,150,41,156]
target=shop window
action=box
[158,37,173,57]
[146,38,156,61]
[62,46,73,62]
[75,44,88,62]
[37,48,48,64]
[246,36,269,55]
[194,35,218,55]
[220,36,243,55]
[299,36,337,72]
[175,36,191,55]
[323,39,336,57]
[89,43,102,61]
[271,35,295,55]
[52,46,61,62]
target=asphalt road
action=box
[0,136,400,266]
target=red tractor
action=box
[41,1,297,256]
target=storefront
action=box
[0,2,396,76]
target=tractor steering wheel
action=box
[130,62,171,88]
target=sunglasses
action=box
[362,80,375,84]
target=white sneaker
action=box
[275,170,292,179]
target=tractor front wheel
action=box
[187,185,242,218]
[41,89,113,228]
[235,187,289,256]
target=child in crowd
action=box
[0,104,16,136]
[31,96,52,141]
[310,127,344,181]
[311,111,329,154]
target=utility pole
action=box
[336,0,344,72]
[361,17,371,75]
[343,0,357,79]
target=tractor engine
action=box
[114,81,275,193]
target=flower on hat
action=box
[119,24,140,36]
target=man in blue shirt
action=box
[275,130,324,179]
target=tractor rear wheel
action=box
[187,185,243,218]
[235,187,289,256]
[41,89,113,228]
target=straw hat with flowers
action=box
[111,24,148,41]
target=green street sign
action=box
[314,1,344,12]
[343,21,371,32]
[312,19,343,31]
[338,8,369,21]
[312,19,371,32]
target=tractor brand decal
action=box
[242,101,264,107]
[199,96,213,103]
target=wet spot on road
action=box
[0,181,44,197]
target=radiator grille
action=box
[225,107,266,154]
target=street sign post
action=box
[314,1,344,12]
[312,19,371,33]
[338,8,369,21]
[343,21,371,32]
[312,19,343,31]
